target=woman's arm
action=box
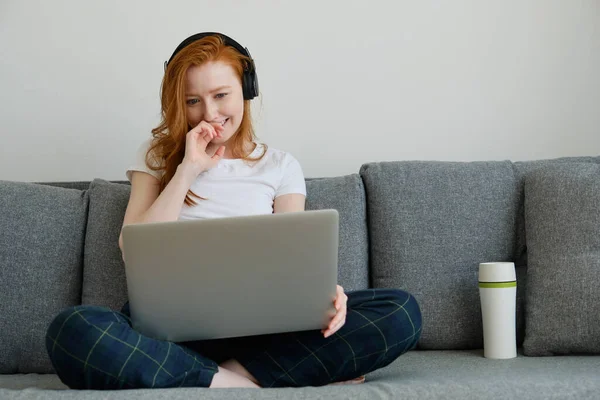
[118,121,226,258]
[273,193,306,213]
[118,163,198,254]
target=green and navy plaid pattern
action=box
[45,304,219,389]
[46,289,421,389]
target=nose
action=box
[203,99,219,122]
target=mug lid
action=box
[479,262,516,283]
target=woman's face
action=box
[184,61,244,145]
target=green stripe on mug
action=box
[478,281,516,288]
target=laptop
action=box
[120,209,339,342]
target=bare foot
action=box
[219,359,260,386]
[328,375,366,385]
[209,366,261,388]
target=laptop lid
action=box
[121,209,339,342]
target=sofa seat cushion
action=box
[2,351,599,399]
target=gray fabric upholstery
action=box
[511,156,599,269]
[0,374,67,390]
[360,161,519,350]
[37,182,97,191]
[3,351,600,399]
[0,181,88,374]
[523,163,600,355]
[509,157,599,347]
[305,174,369,291]
[81,179,131,311]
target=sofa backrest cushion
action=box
[512,156,599,270]
[523,162,600,355]
[360,161,519,350]
[81,179,131,311]
[305,174,369,291]
[0,181,88,373]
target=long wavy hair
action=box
[146,35,266,206]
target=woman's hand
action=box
[322,285,348,338]
[181,121,226,176]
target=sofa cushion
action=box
[82,179,131,311]
[0,373,67,390]
[360,161,518,349]
[523,163,600,355]
[82,175,369,311]
[511,156,599,270]
[0,181,88,373]
[3,352,600,399]
[305,175,369,291]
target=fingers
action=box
[200,122,222,142]
[200,129,218,144]
[334,286,348,312]
[328,312,345,333]
[322,285,348,338]
[203,146,227,171]
[210,121,225,133]
[323,304,347,338]
[182,121,226,174]
[187,122,210,150]
[334,294,343,310]
[211,146,226,160]
[330,301,347,328]
[192,120,223,134]
[189,121,222,144]
[322,313,346,338]
[203,121,224,137]
[192,126,222,155]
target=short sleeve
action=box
[126,138,163,182]
[276,153,307,197]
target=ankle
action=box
[219,359,259,385]
[209,366,261,388]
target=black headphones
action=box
[164,32,259,100]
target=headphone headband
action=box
[164,32,259,100]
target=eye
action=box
[186,98,199,106]
[215,93,228,99]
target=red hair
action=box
[147,35,266,206]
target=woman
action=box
[46,32,422,389]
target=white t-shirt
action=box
[126,138,307,220]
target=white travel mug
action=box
[478,262,517,359]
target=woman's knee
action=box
[45,305,127,380]
[385,289,422,351]
[347,289,422,351]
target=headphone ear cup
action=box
[250,69,259,98]
[242,71,251,100]
[242,69,258,100]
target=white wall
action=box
[1,0,599,181]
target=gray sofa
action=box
[2,156,600,399]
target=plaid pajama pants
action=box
[46,288,421,389]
